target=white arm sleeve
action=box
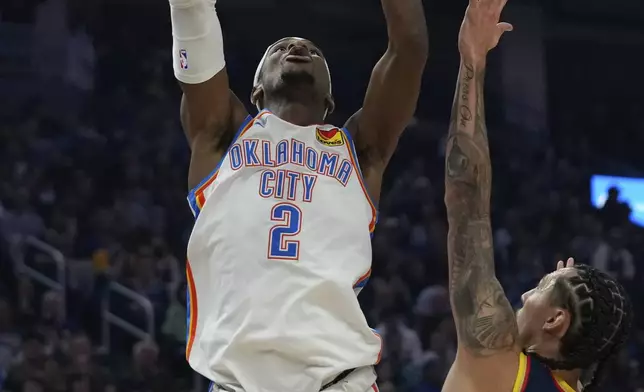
[170,0,225,84]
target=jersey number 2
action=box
[268,203,302,260]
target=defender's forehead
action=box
[538,267,579,290]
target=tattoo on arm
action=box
[444,62,518,357]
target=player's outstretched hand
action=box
[458,0,513,67]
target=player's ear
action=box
[251,86,264,110]
[325,95,335,116]
[543,307,571,339]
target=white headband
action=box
[252,37,332,111]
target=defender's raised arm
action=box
[444,0,515,359]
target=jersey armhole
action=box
[340,128,379,234]
[551,373,576,392]
[187,111,267,217]
[512,352,531,392]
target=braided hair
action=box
[530,264,633,391]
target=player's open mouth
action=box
[284,55,312,63]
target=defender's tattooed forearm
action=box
[444,62,518,357]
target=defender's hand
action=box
[458,0,513,67]
[556,257,575,270]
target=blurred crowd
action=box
[1,0,644,391]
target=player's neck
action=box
[264,99,326,126]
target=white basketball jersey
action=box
[185,110,382,392]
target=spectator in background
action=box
[64,333,93,376]
[0,298,21,389]
[592,227,636,282]
[63,9,95,120]
[32,0,68,111]
[42,357,66,392]
[65,13,95,93]
[68,375,92,392]
[20,379,45,392]
[161,282,186,347]
[123,245,167,313]
[413,285,449,320]
[570,214,604,263]
[121,340,172,392]
[600,186,631,228]
[376,309,423,366]
[4,332,47,390]
[413,358,443,392]
[375,360,397,392]
[151,237,181,297]
[426,319,455,373]
[15,277,36,325]
[44,208,78,256]
[160,282,190,382]
[0,189,45,240]
[32,0,67,71]
[36,291,69,357]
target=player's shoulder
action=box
[450,351,573,392]
[343,109,362,139]
[447,348,521,392]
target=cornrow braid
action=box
[529,264,633,391]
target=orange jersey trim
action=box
[185,260,199,360]
[353,268,372,289]
[340,130,378,233]
[188,110,271,217]
[552,374,576,392]
[513,352,531,392]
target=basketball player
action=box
[167,0,427,389]
[442,0,633,391]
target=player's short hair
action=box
[530,264,632,392]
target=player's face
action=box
[515,268,577,348]
[261,38,331,97]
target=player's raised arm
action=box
[169,0,248,189]
[444,0,515,359]
[345,0,428,177]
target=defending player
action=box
[167,0,427,390]
[442,0,633,391]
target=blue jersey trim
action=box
[186,113,256,217]
[341,128,379,231]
